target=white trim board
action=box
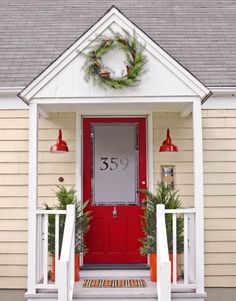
[18,7,209,103]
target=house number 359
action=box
[100,157,129,171]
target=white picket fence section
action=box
[35,204,75,301]
[36,208,67,289]
[165,208,196,290]
[156,204,171,301]
[58,205,75,301]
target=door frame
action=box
[75,111,154,265]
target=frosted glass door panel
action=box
[92,123,138,205]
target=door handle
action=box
[113,206,118,218]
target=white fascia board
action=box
[209,86,236,95]
[0,86,25,95]
[19,7,210,103]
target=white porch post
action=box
[193,99,205,294]
[27,103,39,294]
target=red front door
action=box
[83,117,147,264]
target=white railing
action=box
[36,208,66,290]
[58,205,75,301]
[156,204,171,301]
[165,208,196,291]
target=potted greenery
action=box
[140,182,184,282]
[45,186,91,282]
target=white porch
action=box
[23,97,206,301]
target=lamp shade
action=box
[50,129,69,153]
[159,128,178,152]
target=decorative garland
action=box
[83,31,147,89]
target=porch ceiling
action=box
[39,102,190,114]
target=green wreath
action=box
[83,31,147,89]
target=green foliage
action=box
[82,30,147,89]
[140,182,184,255]
[44,186,91,256]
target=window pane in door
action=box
[92,123,138,205]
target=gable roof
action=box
[1,0,236,88]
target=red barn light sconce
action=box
[50,129,69,153]
[159,128,178,152]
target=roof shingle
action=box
[0,0,236,87]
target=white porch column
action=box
[193,99,205,294]
[27,103,39,294]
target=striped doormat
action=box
[82,279,147,288]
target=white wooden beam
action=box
[180,104,192,118]
[39,106,49,118]
[31,96,195,105]
[27,103,38,294]
[192,100,205,294]
[148,113,154,193]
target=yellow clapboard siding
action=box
[39,118,75,129]
[204,196,236,207]
[204,150,236,161]
[153,116,193,128]
[0,277,26,289]
[0,197,27,208]
[0,186,28,196]
[205,242,236,253]
[0,152,28,163]
[0,174,28,185]
[154,151,193,162]
[205,208,236,219]
[205,230,236,241]
[38,151,75,163]
[205,265,236,276]
[205,109,236,118]
[0,209,27,219]
[0,140,28,151]
[204,184,236,196]
[0,265,27,277]
[205,276,236,287]
[205,253,236,264]
[0,110,28,118]
[154,162,194,173]
[204,173,236,184]
[0,254,27,265]
[203,128,236,139]
[0,129,28,140]
[0,242,27,253]
[0,231,27,242]
[0,118,28,129]
[204,161,236,173]
[38,174,75,185]
[203,139,236,150]
[154,128,193,139]
[0,220,27,231]
[205,219,236,230]
[0,163,27,174]
[38,162,76,174]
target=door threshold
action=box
[80,263,149,270]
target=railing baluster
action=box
[184,214,189,285]
[55,214,59,284]
[172,213,177,284]
[43,214,48,286]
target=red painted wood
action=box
[83,118,147,264]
